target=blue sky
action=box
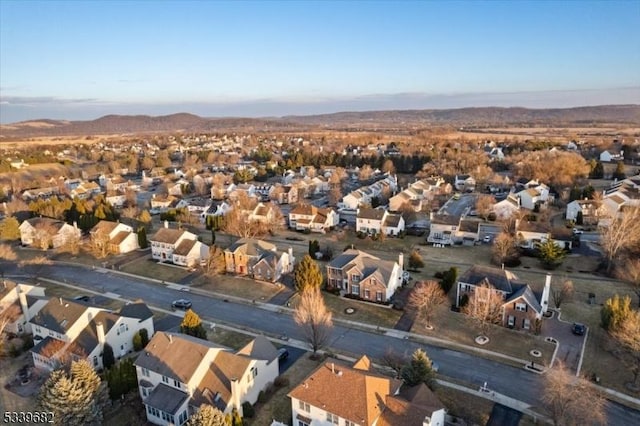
[1,0,639,122]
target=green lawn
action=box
[192,274,283,301]
[120,257,195,283]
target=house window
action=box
[515,303,527,312]
[173,379,181,388]
[376,291,383,302]
[141,387,148,398]
[351,274,360,282]
[298,400,310,412]
[364,289,370,299]
[345,421,357,426]
[93,356,98,367]
[162,375,169,384]
[523,319,531,330]
[297,421,310,426]
[351,284,360,296]
[178,410,188,425]
[326,412,339,424]
[508,316,515,327]
[142,368,150,377]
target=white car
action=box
[572,228,584,235]
[402,271,412,282]
[483,235,492,243]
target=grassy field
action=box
[287,291,403,329]
[192,274,283,301]
[120,257,194,283]
[207,326,256,350]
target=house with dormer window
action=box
[135,332,279,426]
[29,298,153,371]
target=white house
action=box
[427,214,459,246]
[288,356,445,426]
[0,281,48,335]
[30,298,154,371]
[600,150,623,162]
[149,223,205,266]
[326,249,403,302]
[89,220,140,254]
[356,208,405,236]
[19,217,81,249]
[454,175,476,192]
[288,204,339,233]
[492,194,521,220]
[105,190,127,208]
[135,332,279,426]
[516,182,550,210]
[565,199,606,224]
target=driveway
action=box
[543,311,587,374]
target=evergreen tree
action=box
[102,343,115,370]
[308,240,320,257]
[211,228,216,244]
[140,328,149,347]
[602,294,633,331]
[400,348,435,388]
[137,226,148,248]
[535,239,566,269]
[439,267,458,295]
[294,254,323,292]
[186,404,228,426]
[613,161,626,180]
[180,309,207,339]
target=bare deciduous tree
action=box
[491,232,518,265]
[203,245,226,276]
[409,280,447,329]
[293,287,333,354]
[462,283,504,336]
[600,206,640,274]
[552,279,574,309]
[0,244,17,261]
[475,194,496,220]
[358,164,374,181]
[615,257,640,308]
[0,304,21,338]
[381,347,409,379]
[542,361,607,426]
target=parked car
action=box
[73,295,91,302]
[402,271,412,283]
[572,323,586,336]
[572,228,584,235]
[277,347,289,362]
[483,235,492,243]
[172,299,192,310]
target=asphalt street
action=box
[2,261,638,424]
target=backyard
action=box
[192,274,283,302]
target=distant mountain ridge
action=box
[1,105,639,138]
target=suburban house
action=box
[288,204,340,233]
[356,208,405,236]
[224,238,294,282]
[516,220,572,250]
[21,186,60,201]
[515,180,551,211]
[340,174,398,210]
[389,176,446,212]
[30,298,154,371]
[89,220,140,254]
[599,150,624,162]
[272,185,299,205]
[69,181,102,199]
[289,356,440,426]
[19,217,81,249]
[150,195,179,211]
[326,249,403,302]
[200,200,232,222]
[0,281,48,335]
[134,332,279,426]
[454,174,476,192]
[149,223,208,267]
[565,199,606,225]
[456,265,551,332]
[248,202,276,224]
[600,174,640,223]
[491,194,521,220]
[427,214,459,246]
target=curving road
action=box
[2,261,638,424]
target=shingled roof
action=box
[458,265,525,294]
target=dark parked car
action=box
[277,347,289,362]
[172,299,192,310]
[73,295,91,302]
[572,323,586,336]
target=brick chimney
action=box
[18,287,30,322]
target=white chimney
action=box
[73,221,78,229]
[18,287,29,321]
[288,247,293,258]
[164,220,169,229]
[541,273,552,314]
[168,334,172,344]
[96,322,106,346]
[231,378,243,417]
[59,297,63,305]
[398,253,404,272]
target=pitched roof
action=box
[71,311,119,355]
[379,383,445,426]
[90,220,119,235]
[458,265,525,294]
[110,230,131,246]
[358,208,385,221]
[504,285,543,314]
[173,238,197,256]
[150,227,188,244]
[289,357,402,426]
[237,335,278,361]
[118,302,153,321]
[226,238,276,256]
[328,250,397,289]
[30,298,91,334]
[383,213,402,228]
[134,332,226,383]
[290,203,316,216]
[430,214,459,226]
[23,217,67,233]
